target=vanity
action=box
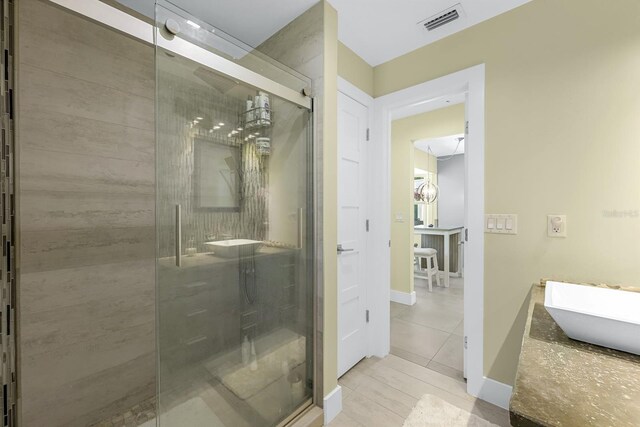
[510,283,640,426]
[157,246,303,370]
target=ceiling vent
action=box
[420,4,465,31]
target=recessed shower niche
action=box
[155,3,315,426]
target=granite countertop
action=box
[510,284,640,426]
[414,225,464,232]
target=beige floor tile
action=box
[390,318,450,360]
[397,304,463,333]
[339,383,354,399]
[431,334,464,372]
[338,367,366,391]
[351,374,417,418]
[341,391,405,427]
[380,355,468,399]
[452,319,464,336]
[390,301,410,318]
[334,356,509,427]
[389,346,430,367]
[425,360,465,383]
[326,411,364,427]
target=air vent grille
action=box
[424,9,459,31]
[419,4,465,32]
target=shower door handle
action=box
[175,204,182,267]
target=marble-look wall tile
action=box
[19,260,154,315]
[20,109,154,163]
[21,64,154,130]
[21,352,156,427]
[21,320,154,395]
[17,0,156,425]
[19,148,154,195]
[20,190,154,232]
[19,0,154,98]
[20,226,155,273]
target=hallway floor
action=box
[329,276,509,426]
[330,354,509,426]
[390,276,465,381]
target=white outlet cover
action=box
[547,214,567,237]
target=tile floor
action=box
[391,276,465,382]
[331,355,509,427]
[328,275,510,427]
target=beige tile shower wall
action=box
[17,1,155,426]
[257,3,323,248]
[256,1,340,399]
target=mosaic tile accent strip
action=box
[91,396,156,427]
[0,1,15,426]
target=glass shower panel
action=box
[155,3,314,426]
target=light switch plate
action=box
[485,214,518,235]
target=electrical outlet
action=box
[547,215,566,237]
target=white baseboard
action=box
[477,376,512,410]
[390,289,416,306]
[323,385,342,425]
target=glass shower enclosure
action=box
[155,2,315,426]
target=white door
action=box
[337,92,368,377]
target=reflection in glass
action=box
[155,4,314,426]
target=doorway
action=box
[368,65,491,404]
[389,111,466,381]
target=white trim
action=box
[370,65,486,398]
[338,78,373,108]
[390,290,416,306]
[48,0,311,109]
[477,377,513,410]
[323,385,343,425]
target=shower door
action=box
[155,3,315,426]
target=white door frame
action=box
[337,78,374,360]
[369,65,494,403]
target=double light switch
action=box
[485,214,517,234]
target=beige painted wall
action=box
[337,41,374,96]
[323,0,339,398]
[376,0,640,384]
[390,105,465,295]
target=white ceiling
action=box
[116,0,530,66]
[415,134,465,158]
[329,0,531,65]
[116,0,319,47]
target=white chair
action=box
[414,246,440,292]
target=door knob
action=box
[337,244,354,254]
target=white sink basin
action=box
[205,239,262,258]
[545,281,640,355]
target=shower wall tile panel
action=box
[17,1,155,426]
[256,2,325,397]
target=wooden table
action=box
[414,225,464,287]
